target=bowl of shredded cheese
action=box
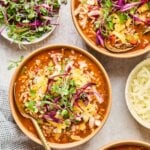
[125,58,150,129]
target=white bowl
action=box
[125,58,150,129]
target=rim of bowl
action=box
[9,44,112,149]
[1,17,59,45]
[125,58,150,129]
[100,140,150,150]
[71,0,150,59]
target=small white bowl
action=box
[125,58,150,129]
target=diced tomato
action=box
[129,38,138,45]
[109,35,116,45]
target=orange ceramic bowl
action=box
[71,0,150,58]
[9,44,112,149]
[100,140,150,150]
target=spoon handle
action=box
[31,118,51,150]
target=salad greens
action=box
[0,0,65,42]
[25,73,77,120]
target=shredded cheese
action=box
[129,66,150,124]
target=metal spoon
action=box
[13,83,51,150]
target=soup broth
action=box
[15,48,110,143]
[74,0,150,53]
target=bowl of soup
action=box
[9,44,112,149]
[71,0,150,58]
[100,140,150,150]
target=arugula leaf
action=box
[107,21,114,30]
[61,109,69,118]
[40,7,48,16]
[29,89,36,98]
[94,20,101,30]
[41,100,51,105]
[43,94,53,100]
[104,0,112,8]
[48,65,54,72]
[52,0,61,8]
[106,15,114,31]
[148,2,150,10]
[25,100,38,113]
[118,13,128,24]
[0,9,4,25]
[65,119,71,127]
[103,8,109,19]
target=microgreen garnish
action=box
[25,100,38,113]
[8,56,24,70]
[29,89,36,98]
[118,13,128,24]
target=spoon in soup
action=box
[13,83,51,150]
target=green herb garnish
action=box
[118,13,128,24]
[29,89,36,98]
[25,100,38,113]
[61,109,69,118]
[104,0,112,8]
[8,56,24,70]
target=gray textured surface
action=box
[0,2,150,150]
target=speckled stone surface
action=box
[0,1,150,150]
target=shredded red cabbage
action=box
[29,20,42,28]
[44,111,61,123]
[41,4,52,9]
[117,0,125,6]
[46,73,69,92]
[97,0,102,6]
[50,73,69,79]
[96,29,104,47]
[129,14,150,25]
[0,27,5,35]
[16,20,42,29]
[87,91,104,104]
[120,0,148,12]
[46,78,55,93]
[120,2,141,12]
[74,82,96,102]
[54,97,61,103]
